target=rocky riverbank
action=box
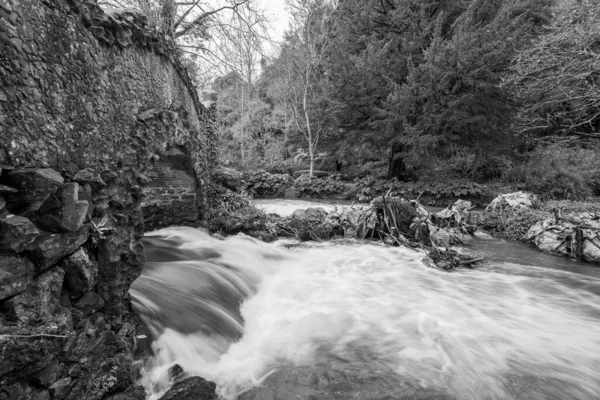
[0,167,150,400]
[477,193,600,264]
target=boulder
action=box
[486,191,538,212]
[157,377,216,400]
[581,226,600,263]
[26,225,90,273]
[0,255,34,301]
[33,183,89,232]
[0,214,40,253]
[60,248,98,299]
[4,267,65,324]
[2,168,64,211]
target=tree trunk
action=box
[388,142,409,181]
[308,141,315,177]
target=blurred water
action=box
[132,224,600,400]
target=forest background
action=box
[100,0,600,200]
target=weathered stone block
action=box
[59,248,98,299]
[33,183,89,232]
[0,214,40,253]
[25,225,90,273]
[4,267,64,324]
[2,168,64,207]
[0,254,34,301]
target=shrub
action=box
[243,170,293,198]
[503,145,600,200]
[293,175,345,197]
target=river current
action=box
[131,200,600,400]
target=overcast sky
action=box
[259,0,289,41]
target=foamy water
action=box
[132,226,600,400]
[252,198,368,217]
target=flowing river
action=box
[131,200,600,400]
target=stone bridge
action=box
[0,1,217,398]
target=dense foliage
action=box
[209,0,599,200]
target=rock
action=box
[106,385,146,400]
[169,364,185,381]
[581,224,600,263]
[157,377,216,400]
[0,214,40,253]
[2,168,64,210]
[3,267,65,324]
[486,191,538,212]
[74,291,105,317]
[33,183,89,232]
[59,248,98,299]
[30,359,60,387]
[0,195,7,216]
[0,382,50,400]
[0,255,34,301]
[73,168,106,191]
[49,377,73,400]
[26,225,90,273]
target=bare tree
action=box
[282,0,339,176]
[503,0,600,141]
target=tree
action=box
[387,0,552,179]
[504,0,600,142]
[281,0,339,176]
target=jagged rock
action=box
[486,191,538,212]
[0,255,34,301]
[49,377,73,400]
[2,168,64,210]
[3,267,65,324]
[0,214,40,253]
[0,382,50,400]
[74,291,105,317]
[26,225,90,273]
[169,364,185,381]
[33,183,89,232]
[73,168,107,191]
[106,385,146,400]
[60,248,98,299]
[30,359,60,387]
[157,377,216,400]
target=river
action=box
[131,200,600,400]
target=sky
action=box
[258,0,290,41]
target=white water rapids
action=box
[131,202,600,400]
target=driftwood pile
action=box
[267,193,484,271]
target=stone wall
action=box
[0,0,217,398]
